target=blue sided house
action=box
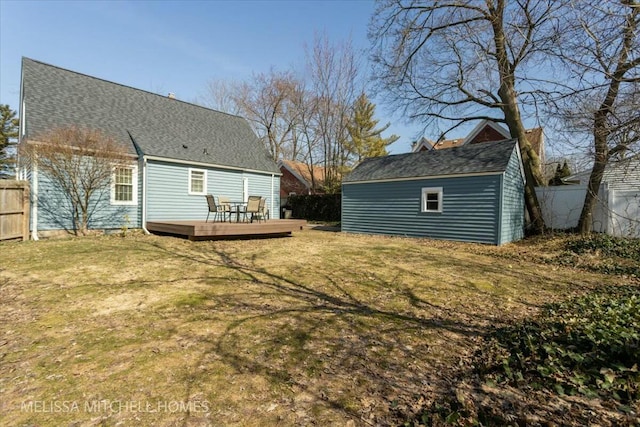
[341,139,525,245]
[17,58,281,238]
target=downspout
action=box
[31,156,39,241]
[20,68,37,239]
[141,156,150,234]
[270,173,274,219]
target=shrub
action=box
[483,285,640,406]
[542,234,640,277]
[565,234,640,263]
[288,194,341,222]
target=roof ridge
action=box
[22,57,246,121]
[410,138,517,158]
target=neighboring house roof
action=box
[412,119,544,161]
[565,155,640,192]
[412,137,435,151]
[344,139,519,183]
[21,57,279,174]
[278,160,325,190]
[428,137,466,150]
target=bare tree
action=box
[370,0,564,233]
[199,35,368,194]
[235,69,303,161]
[290,82,323,190]
[554,0,640,233]
[306,34,362,192]
[199,79,244,115]
[202,70,303,162]
[20,126,131,235]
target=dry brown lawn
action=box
[0,229,620,426]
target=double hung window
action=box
[421,187,443,213]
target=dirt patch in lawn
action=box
[0,231,626,426]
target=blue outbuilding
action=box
[341,139,525,245]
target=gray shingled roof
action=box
[344,139,518,182]
[566,155,640,192]
[21,58,280,174]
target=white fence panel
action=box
[609,190,640,238]
[535,185,639,237]
[535,185,608,231]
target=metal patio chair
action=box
[256,197,269,222]
[244,195,262,223]
[205,195,225,222]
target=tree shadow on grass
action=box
[1,235,600,426]
[132,238,588,426]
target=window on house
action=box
[421,187,443,213]
[189,169,207,195]
[111,165,137,205]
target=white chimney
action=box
[168,92,176,99]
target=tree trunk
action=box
[501,94,546,235]
[491,1,545,234]
[577,159,607,234]
[577,115,610,233]
[576,0,638,234]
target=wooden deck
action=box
[146,219,307,240]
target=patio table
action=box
[228,201,247,222]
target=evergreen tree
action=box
[0,104,19,178]
[345,93,399,164]
[548,161,572,186]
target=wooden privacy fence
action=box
[0,180,30,241]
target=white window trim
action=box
[111,164,138,206]
[421,187,443,213]
[188,168,207,195]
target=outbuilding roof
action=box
[344,139,518,183]
[21,57,279,174]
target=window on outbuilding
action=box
[421,187,443,213]
[189,169,207,195]
[111,165,137,205]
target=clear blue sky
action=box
[0,0,426,154]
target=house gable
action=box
[468,124,509,144]
[463,119,510,146]
[412,137,435,152]
[411,120,544,166]
[278,160,325,196]
[280,167,310,197]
